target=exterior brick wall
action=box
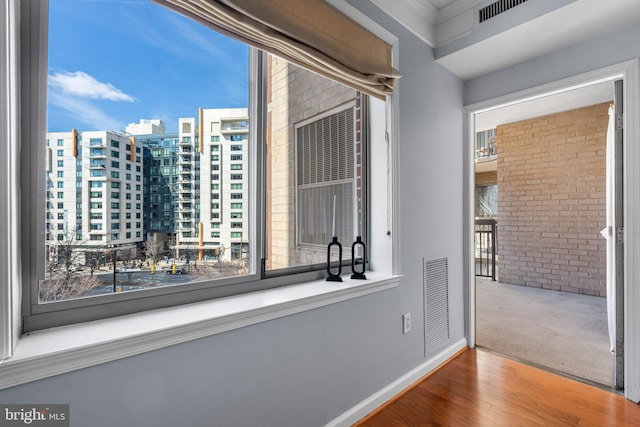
[496,102,609,296]
[476,171,497,186]
[267,55,357,270]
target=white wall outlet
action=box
[402,312,411,334]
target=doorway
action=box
[466,70,631,391]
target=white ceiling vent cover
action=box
[478,0,529,23]
[424,257,450,356]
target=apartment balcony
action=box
[220,119,249,134]
[475,131,497,173]
[179,137,193,146]
[177,155,192,165]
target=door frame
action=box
[463,59,640,402]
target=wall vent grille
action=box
[424,257,450,356]
[479,0,528,23]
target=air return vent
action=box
[478,0,528,23]
[424,257,450,356]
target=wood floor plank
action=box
[355,349,640,426]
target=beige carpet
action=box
[475,278,615,386]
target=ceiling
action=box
[373,0,632,130]
[377,0,640,80]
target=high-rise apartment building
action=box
[45,130,144,260]
[126,120,179,241]
[176,108,249,262]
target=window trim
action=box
[2,0,400,379]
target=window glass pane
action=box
[475,185,498,218]
[42,0,249,302]
[265,54,365,271]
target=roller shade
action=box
[152,0,399,98]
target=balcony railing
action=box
[475,218,497,281]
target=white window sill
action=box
[0,272,400,390]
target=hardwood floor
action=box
[355,348,640,426]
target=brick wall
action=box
[267,55,357,270]
[496,102,609,296]
[476,171,497,186]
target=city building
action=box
[45,130,144,261]
[126,120,179,253]
[176,108,249,262]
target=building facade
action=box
[45,130,144,261]
[176,108,249,262]
[126,120,179,244]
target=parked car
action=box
[166,265,187,275]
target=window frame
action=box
[1,0,401,382]
[15,0,389,334]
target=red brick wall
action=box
[496,103,609,296]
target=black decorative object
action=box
[326,236,343,282]
[326,195,343,282]
[351,236,367,280]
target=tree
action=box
[42,231,103,301]
[143,238,164,265]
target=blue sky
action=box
[47,0,249,133]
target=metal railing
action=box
[475,218,497,281]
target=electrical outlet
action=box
[402,312,411,334]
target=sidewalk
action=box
[475,277,615,386]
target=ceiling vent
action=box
[478,0,528,23]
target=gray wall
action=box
[465,23,640,105]
[0,2,466,427]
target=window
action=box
[15,0,385,335]
[295,105,355,249]
[476,185,498,217]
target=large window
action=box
[17,0,378,332]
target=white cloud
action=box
[48,88,124,131]
[48,70,135,102]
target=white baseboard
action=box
[326,338,468,427]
